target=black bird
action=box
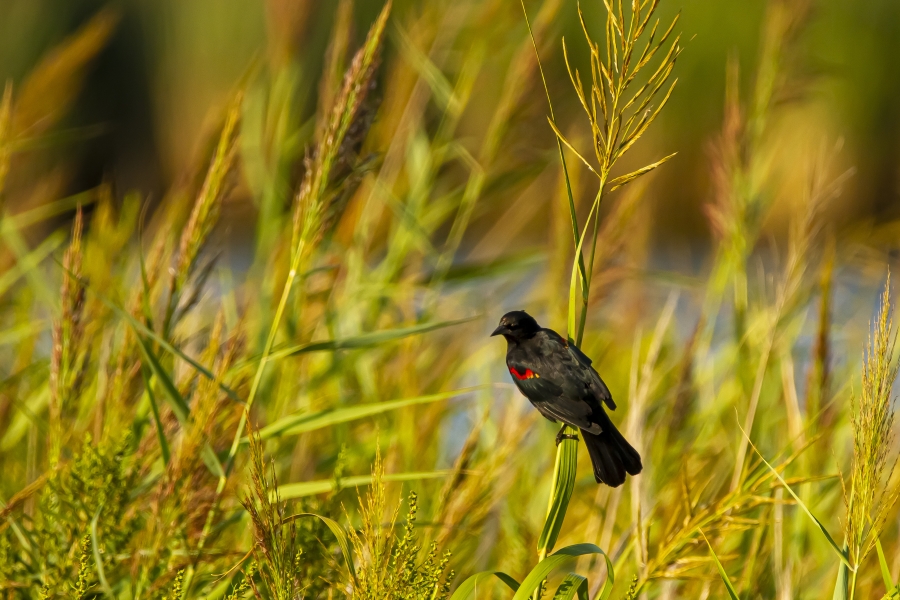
[492,310,642,487]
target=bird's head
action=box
[491,310,540,342]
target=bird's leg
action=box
[555,425,579,446]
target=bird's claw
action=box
[555,432,579,446]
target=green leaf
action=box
[265,317,475,362]
[832,553,849,600]
[537,427,578,555]
[140,365,170,465]
[278,470,454,499]
[135,334,225,479]
[512,544,611,600]
[566,189,602,341]
[449,571,520,600]
[286,513,356,582]
[876,537,898,597]
[741,426,853,571]
[134,334,189,422]
[701,530,739,600]
[251,386,487,441]
[552,574,588,600]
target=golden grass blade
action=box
[250,386,487,441]
[608,152,676,191]
[876,536,898,594]
[547,119,601,179]
[0,82,11,200]
[278,470,454,499]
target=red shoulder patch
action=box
[509,366,538,380]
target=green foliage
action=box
[348,453,454,600]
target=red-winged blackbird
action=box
[492,310,642,487]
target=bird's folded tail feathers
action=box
[581,419,642,487]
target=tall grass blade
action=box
[134,333,189,422]
[537,431,578,556]
[278,470,453,499]
[833,555,849,600]
[266,317,475,361]
[876,536,899,596]
[140,365,171,465]
[251,386,487,441]
[741,424,853,570]
[90,508,114,598]
[134,333,225,477]
[701,530,740,600]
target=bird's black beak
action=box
[490,325,507,337]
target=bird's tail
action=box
[581,415,642,487]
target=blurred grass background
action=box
[2,0,900,598]
[1,0,898,243]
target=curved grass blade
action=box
[251,386,487,442]
[512,544,611,600]
[278,470,454,499]
[285,513,356,581]
[265,317,476,361]
[552,573,588,600]
[449,571,520,600]
[537,428,578,556]
[90,508,114,598]
[740,424,853,570]
[701,530,739,600]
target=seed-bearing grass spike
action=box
[492,310,642,487]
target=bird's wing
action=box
[541,329,617,411]
[507,349,602,433]
[570,346,616,410]
[528,395,602,434]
